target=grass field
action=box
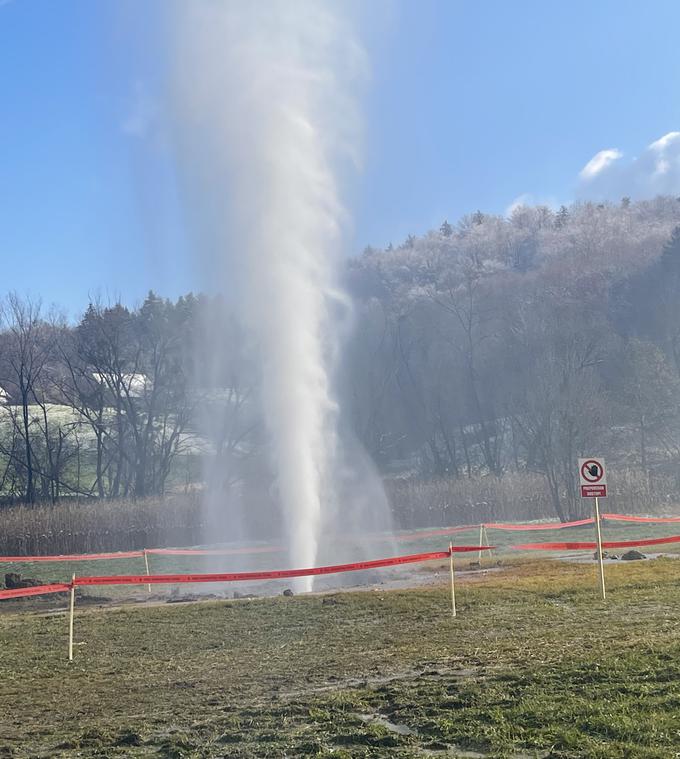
[1,558,680,758]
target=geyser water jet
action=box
[171,0,371,590]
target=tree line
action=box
[2,196,680,520]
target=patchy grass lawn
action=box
[1,559,680,758]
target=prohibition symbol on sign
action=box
[581,460,603,483]
[578,457,607,497]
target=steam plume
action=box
[170,1,365,589]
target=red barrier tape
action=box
[484,518,594,531]
[0,538,485,564]
[603,513,680,524]
[2,512,680,564]
[513,535,680,551]
[74,548,492,588]
[0,583,71,600]
[146,546,283,557]
[0,550,144,563]
[396,525,478,541]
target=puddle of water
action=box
[356,712,545,758]
[357,712,416,736]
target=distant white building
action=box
[92,372,150,398]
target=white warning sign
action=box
[578,457,607,498]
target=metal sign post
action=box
[449,542,457,618]
[68,573,76,661]
[578,457,607,600]
[593,495,606,600]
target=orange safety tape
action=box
[513,535,680,551]
[484,518,595,531]
[0,550,144,563]
[0,583,71,600]
[603,513,680,524]
[74,547,492,587]
[146,546,283,556]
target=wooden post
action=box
[478,524,484,564]
[594,496,606,600]
[449,542,456,618]
[482,525,491,559]
[68,573,76,662]
[143,549,151,593]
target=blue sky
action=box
[1,0,679,317]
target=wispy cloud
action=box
[577,132,680,199]
[505,193,532,216]
[505,192,559,217]
[649,131,680,152]
[579,148,623,180]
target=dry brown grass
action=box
[386,467,680,528]
[0,494,204,556]
[2,466,679,558]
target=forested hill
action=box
[2,197,680,522]
[345,197,680,519]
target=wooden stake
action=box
[143,549,151,593]
[594,496,606,600]
[68,573,76,662]
[483,525,491,559]
[449,542,457,618]
[478,524,484,564]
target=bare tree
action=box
[0,295,55,503]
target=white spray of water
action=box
[171,1,365,590]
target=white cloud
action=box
[505,193,532,216]
[505,193,559,217]
[649,131,680,152]
[579,148,623,180]
[577,131,680,200]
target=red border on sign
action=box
[580,459,604,483]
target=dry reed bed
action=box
[1,467,679,556]
[0,495,204,556]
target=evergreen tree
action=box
[554,205,569,228]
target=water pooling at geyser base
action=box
[170,1,393,590]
